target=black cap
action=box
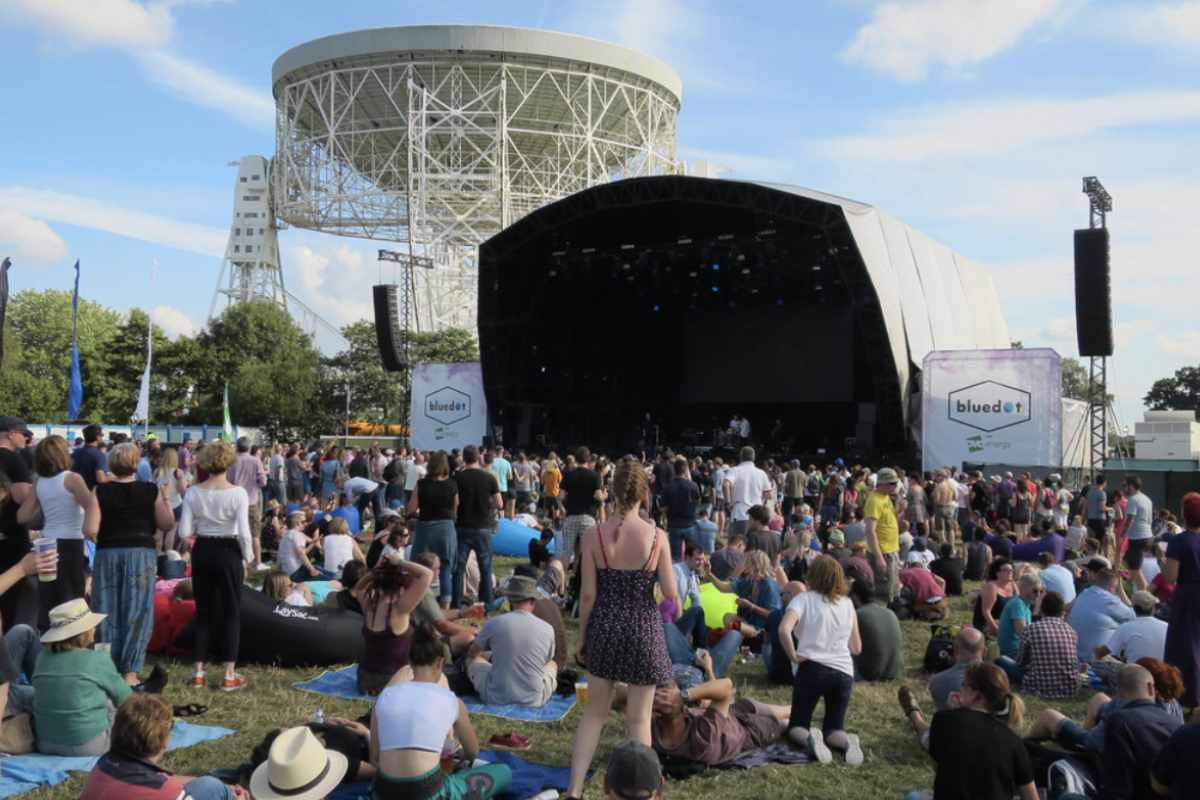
[1084,557,1110,572]
[606,740,662,800]
[0,416,32,435]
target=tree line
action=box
[0,289,477,441]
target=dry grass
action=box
[21,556,1095,800]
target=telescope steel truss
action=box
[273,27,681,332]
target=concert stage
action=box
[478,176,1009,458]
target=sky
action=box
[1,0,1198,431]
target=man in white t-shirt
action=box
[1094,590,1168,665]
[1121,475,1155,591]
[723,447,774,538]
[403,452,425,504]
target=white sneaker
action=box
[256,563,271,571]
[809,730,833,764]
[844,733,863,767]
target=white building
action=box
[1134,410,1200,461]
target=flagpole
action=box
[146,260,155,440]
[68,260,83,422]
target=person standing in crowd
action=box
[226,437,268,571]
[1163,492,1200,707]
[559,446,606,571]
[285,444,305,504]
[92,442,174,686]
[724,447,774,538]
[660,456,699,562]
[18,435,96,632]
[864,467,902,602]
[776,555,864,766]
[179,440,253,692]
[70,423,108,490]
[0,417,38,632]
[1121,475,1154,591]
[408,450,459,608]
[452,444,501,608]
[567,460,677,800]
[492,447,514,519]
[320,446,344,506]
[153,445,187,532]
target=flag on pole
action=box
[222,383,234,441]
[68,259,83,421]
[132,261,155,424]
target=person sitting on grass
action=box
[325,561,367,614]
[1022,656,1186,753]
[355,554,434,696]
[465,576,558,707]
[252,715,376,785]
[408,552,478,658]
[278,511,335,582]
[903,661,1036,800]
[707,550,781,638]
[649,676,792,765]
[997,591,1080,699]
[33,598,132,756]
[897,626,987,751]
[849,579,904,682]
[263,569,314,607]
[251,727,348,800]
[996,572,1043,659]
[81,693,247,800]
[370,621,511,800]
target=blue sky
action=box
[1,0,1198,430]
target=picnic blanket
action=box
[295,665,577,721]
[716,742,814,769]
[329,750,587,800]
[1,720,235,798]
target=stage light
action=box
[712,263,720,270]
[621,243,636,250]
[741,268,750,275]
[777,299,784,306]
[712,286,719,292]
[653,305,660,312]
[548,269,557,277]
[688,271,697,277]
[623,263,631,270]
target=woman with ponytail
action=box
[369,621,511,800]
[566,459,677,800]
[909,661,1036,800]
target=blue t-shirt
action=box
[493,458,512,492]
[70,445,107,491]
[328,505,361,535]
[998,596,1032,657]
[1087,487,1107,521]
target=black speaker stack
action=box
[1073,228,1113,357]
[373,284,407,371]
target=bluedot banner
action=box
[410,362,488,451]
[922,349,1062,472]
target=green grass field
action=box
[22,555,1095,800]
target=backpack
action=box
[1042,489,1055,510]
[806,474,821,496]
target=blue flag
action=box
[68,259,83,420]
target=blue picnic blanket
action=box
[295,665,577,721]
[329,750,586,800]
[1,720,235,798]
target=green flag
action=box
[222,383,234,441]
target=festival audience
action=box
[1163,491,1200,707]
[465,576,557,707]
[928,542,964,596]
[998,590,1080,698]
[409,450,459,608]
[355,554,434,696]
[972,557,1016,639]
[1069,567,1134,661]
[997,572,1042,659]
[849,579,904,682]
[649,676,791,764]
[708,533,745,580]
[898,627,987,750]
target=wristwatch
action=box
[681,688,692,702]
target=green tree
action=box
[1145,365,1200,414]
[410,327,479,364]
[324,320,405,424]
[1061,357,1089,402]
[5,288,123,420]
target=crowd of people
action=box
[0,412,1198,799]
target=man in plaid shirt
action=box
[997,591,1081,699]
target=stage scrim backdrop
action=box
[922,349,1062,472]
[410,363,489,451]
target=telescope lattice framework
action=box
[272,25,683,332]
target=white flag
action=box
[132,260,155,423]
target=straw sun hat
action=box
[250,727,348,800]
[40,598,106,643]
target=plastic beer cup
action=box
[33,538,56,582]
[575,679,589,705]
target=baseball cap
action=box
[1132,591,1157,612]
[606,740,662,800]
[0,416,32,436]
[828,528,845,545]
[835,458,844,466]
[876,467,900,485]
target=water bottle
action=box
[314,706,324,724]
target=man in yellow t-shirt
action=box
[541,460,563,514]
[864,467,902,601]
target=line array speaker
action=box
[373,284,407,371]
[1073,228,1113,357]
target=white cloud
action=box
[152,304,200,338]
[1114,319,1155,347]
[840,0,1076,82]
[2,0,272,130]
[1155,332,1200,359]
[815,90,1200,163]
[284,237,374,329]
[0,209,70,267]
[0,186,226,257]
[1107,2,1200,49]
[0,0,174,50]
[137,50,274,130]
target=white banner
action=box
[922,349,1062,472]
[410,363,488,451]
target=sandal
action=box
[897,686,922,719]
[488,732,531,749]
[174,703,209,718]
